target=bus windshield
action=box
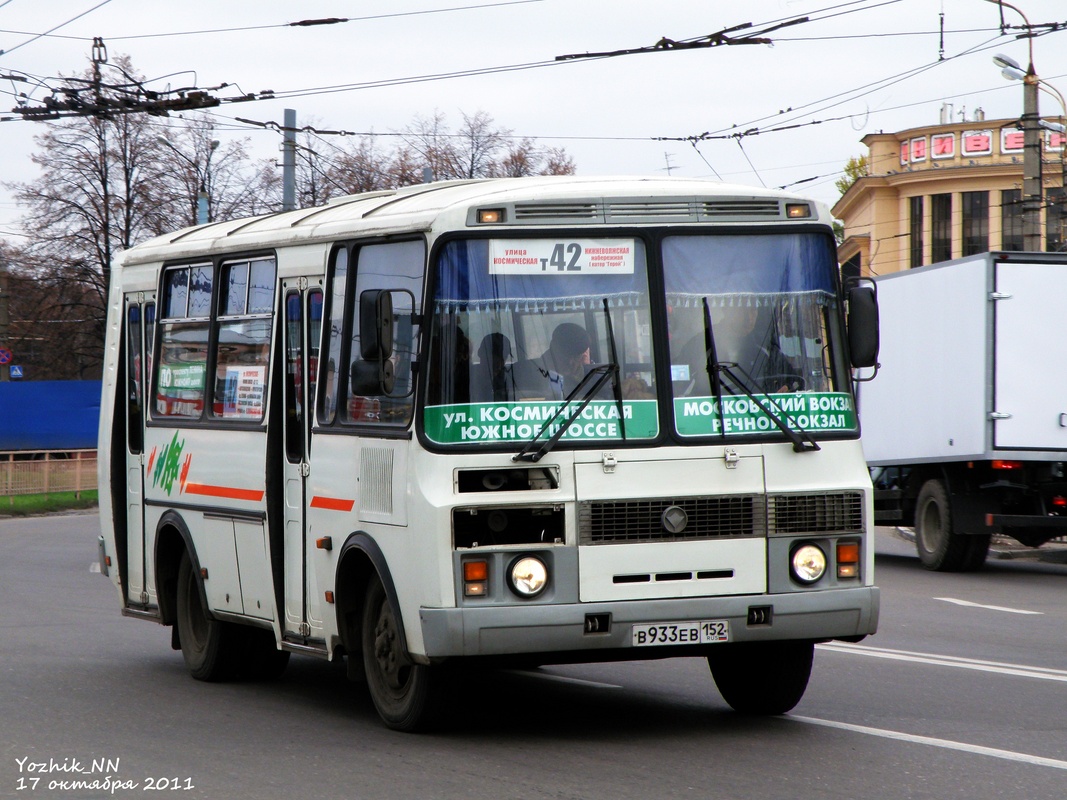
[664,233,854,438]
[423,232,855,447]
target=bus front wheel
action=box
[707,641,813,715]
[175,551,240,681]
[361,576,437,731]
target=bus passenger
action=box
[514,322,591,400]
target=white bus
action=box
[98,176,880,730]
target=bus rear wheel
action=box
[361,576,437,731]
[175,551,240,681]
[708,641,813,715]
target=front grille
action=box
[769,492,864,535]
[579,495,765,544]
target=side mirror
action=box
[359,289,394,360]
[351,290,396,395]
[846,281,879,371]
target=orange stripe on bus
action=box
[310,495,355,512]
[184,483,265,502]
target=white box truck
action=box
[860,251,1067,570]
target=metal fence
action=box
[0,450,98,497]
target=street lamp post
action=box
[995,52,1067,252]
[988,0,1043,250]
[157,136,220,225]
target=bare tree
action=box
[401,110,576,181]
[156,114,280,225]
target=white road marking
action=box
[792,715,1067,771]
[818,642,1067,683]
[89,562,101,573]
[934,596,1042,615]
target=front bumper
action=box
[420,586,879,658]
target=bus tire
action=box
[915,478,983,572]
[175,551,239,681]
[708,641,813,715]
[361,576,437,731]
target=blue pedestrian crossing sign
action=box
[9,365,23,379]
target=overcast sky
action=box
[2,0,1066,237]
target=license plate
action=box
[631,619,730,647]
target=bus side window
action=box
[212,258,276,421]
[345,240,424,426]
[320,248,348,426]
[126,303,143,453]
[156,265,212,419]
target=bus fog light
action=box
[508,556,548,598]
[791,544,827,584]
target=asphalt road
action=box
[1,513,1065,800]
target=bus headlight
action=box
[790,543,827,584]
[508,556,548,598]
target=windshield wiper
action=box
[718,362,820,453]
[602,298,627,442]
[701,298,726,439]
[513,363,618,463]
[700,297,818,454]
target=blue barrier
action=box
[0,380,101,451]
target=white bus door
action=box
[280,280,323,641]
[123,295,154,606]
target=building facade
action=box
[833,111,1067,276]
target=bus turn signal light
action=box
[837,540,860,579]
[463,559,488,597]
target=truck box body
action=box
[861,251,1067,465]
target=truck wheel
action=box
[175,551,240,681]
[708,641,813,715]
[915,479,984,571]
[361,576,438,731]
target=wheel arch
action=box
[334,532,405,663]
[154,510,202,627]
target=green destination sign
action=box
[674,392,856,437]
[424,399,659,445]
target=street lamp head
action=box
[993,52,1022,71]
[1001,66,1028,82]
[209,140,220,152]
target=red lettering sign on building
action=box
[931,133,955,159]
[962,130,992,156]
[1001,129,1025,153]
[910,137,927,162]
